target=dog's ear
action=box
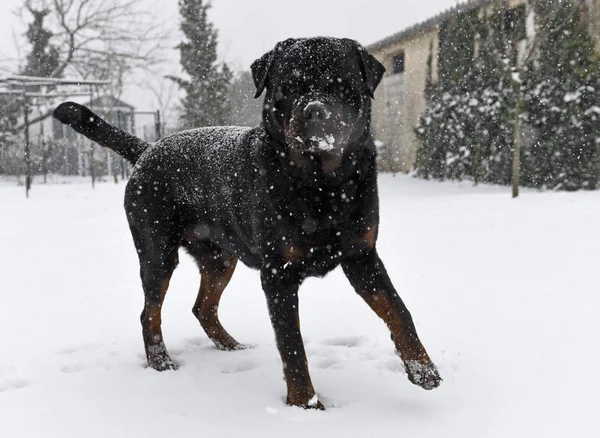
[355,44,386,99]
[251,38,297,99]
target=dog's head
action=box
[251,37,385,161]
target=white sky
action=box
[0,0,460,110]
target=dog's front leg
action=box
[341,249,441,390]
[261,267,323,410]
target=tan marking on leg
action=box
[146,275,171,337]
[362,226,377,249]
[368,293,430,363]
[143,269,178,371]
[285,371,323,409]
[193,257,242,350]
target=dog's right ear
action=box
[251,38,297,99]
[250,51,273,99]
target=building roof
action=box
[86,95,135,111]
[367,0,495,52]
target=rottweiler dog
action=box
[53,37,441,409]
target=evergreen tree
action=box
[226,71,262,127]
[22,6,60,81]
[0,6,60,176]
[169,0,232,129]
[415,11,479,181]
[415,5,529,187]
[415,9,516,183]
[0,97,20,175]
[0,97,19,134]
[524,0,600,190]
[472,5,522,186]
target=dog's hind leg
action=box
[133,229,181,371]
[189,250,244,351]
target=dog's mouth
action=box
[287,119,350,156]
[294,134,337,153]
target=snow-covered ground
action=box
[1,174,598,437]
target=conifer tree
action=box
[525,0,600,190]
[226,71,262,127]
[415,4,528,188]
[415,11,479,181]
[169,0,232,129]
[415,9,515,183]
[22,6,60,81]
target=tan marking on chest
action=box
[281,240,307,263]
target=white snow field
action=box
[1,174,599,438]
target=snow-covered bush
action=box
[415,0,600,191]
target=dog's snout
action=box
[303,102,329,122]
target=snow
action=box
[585,106,600,116]
[564,90,582,103]
[309,134,336,151]
[1,174,599,437]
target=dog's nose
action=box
[303,102,329,122]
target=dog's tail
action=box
[53,102,150,165]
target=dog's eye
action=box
[334,82,351,92]
[275,86,285,101]
[275,85,298,100]
[336,83,352,99]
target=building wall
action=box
[371,28,438,172]
[591,0,600,50]
[369,0,592,173]
[508,0,527,8]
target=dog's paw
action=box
[287,394,325,410]
[213,340,251,352]
[147,353,179,372]
[405,360,441,390]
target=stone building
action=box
[368,0,600,172]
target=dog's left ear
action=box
[251,38,297,99]
[355,44,386,99]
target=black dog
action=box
[53,37,440,409]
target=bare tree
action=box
[144,71,180,136]
[36,0,167,78]
[14,0,170,124]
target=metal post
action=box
[120,113,128,181]
[90,140,95,189]
[155,110,162,141]
[40,115,47,184]
[24,98,31,198]
[512,79,522,199]
[89,86,95,189]
[109,110,118,184]
[130,110,135,135]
